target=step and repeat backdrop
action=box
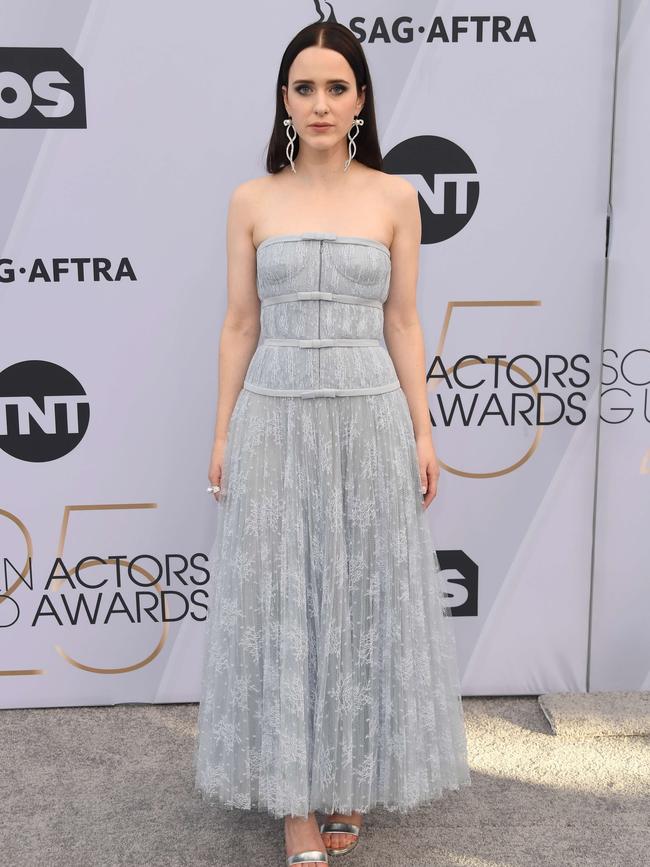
[0,0,645,708]
[591,0,650,692]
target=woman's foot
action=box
[284,812,328,865]
[320,810,363,852]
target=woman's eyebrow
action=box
[291,78,351,85]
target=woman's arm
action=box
[382,179,440,508]
[208,182,261,499]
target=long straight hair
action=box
[265,21,383,174]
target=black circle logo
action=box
[0,360,90,462]
[383,135,479,243]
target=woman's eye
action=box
[295,85,347,95]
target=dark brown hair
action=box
[265,21,383,173]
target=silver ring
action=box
[206,484,221,493]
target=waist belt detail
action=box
[261,290,383,309]
[263,337,380,348]
[242,380,401,399]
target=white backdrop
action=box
[0,0,639,708]
[591,0,650,692]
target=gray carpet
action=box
[538,690,650,737]
[1,696,649,866]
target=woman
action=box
[194,20,471,866]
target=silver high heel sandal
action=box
[319,821,361,856]
[286,851,329,865]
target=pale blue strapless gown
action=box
[193,231,471,818]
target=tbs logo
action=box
[0,47,86,128]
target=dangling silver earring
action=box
[283,117,297,173]
[344,115,364,172]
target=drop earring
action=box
[283,117,297,173]
[344,115,364,172]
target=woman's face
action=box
[282,46,365,151]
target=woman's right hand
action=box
[208,437,227,503]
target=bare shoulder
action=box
[379,171,417,207]
[229,173,285,219]
[368,166,417,211]
[226,176,278,248]
[372,171,420,251]
[349,167,416,246]
[228,175,272,211]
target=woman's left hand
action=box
[416,434,440,509]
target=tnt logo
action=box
[0,47,86,128]
[384,136,479,244]
[0,361,90,461]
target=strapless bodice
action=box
[242,232,401,398]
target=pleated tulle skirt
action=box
[193,386,471,819]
